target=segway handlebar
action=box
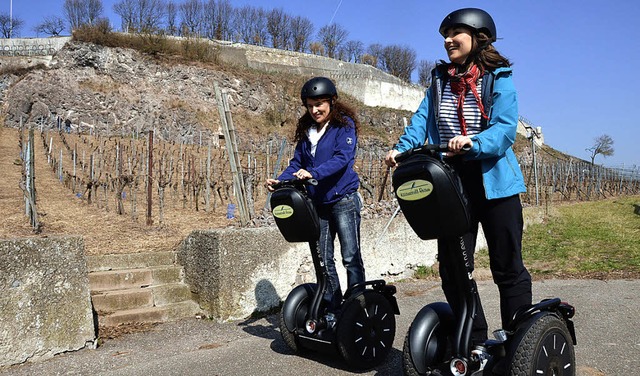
[395,143,471,163]
[271,178,318,190]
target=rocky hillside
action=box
[0,40,410,153]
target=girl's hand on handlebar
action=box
[445,136,473,157]
[293,169,312,180]
[384,149,400,167]
[265,178,279,192]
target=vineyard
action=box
[14,110,640,236]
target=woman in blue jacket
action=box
[385,8,532,345]
[266,77,364,312]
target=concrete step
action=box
[92,288,153,313]
[87,252,203,327]
[89,266,183,292]
[98,300,203,327]
[92,284,196,313]
[86,251,177,272]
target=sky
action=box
[4,0,639,168]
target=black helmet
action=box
[439,8,497,42]
[300,77,337,103]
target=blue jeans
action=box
[315,192,365,310]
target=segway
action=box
[270,178,399,370]
[392,144,577,376]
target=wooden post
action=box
[206,139,211,212]
[27,127,38,229]
[214,82,250,225]
[146,130,154,226]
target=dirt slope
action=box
[0,126,232,255]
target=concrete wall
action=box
[0,236,96,368]
[0,37,71,57]
[178,216,487,321]
[214,41,426,112]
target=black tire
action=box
[279,284,315,353]
[336,291,396,370]
[402,303,453,376]
[506,313,575,376]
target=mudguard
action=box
[281,283,316,332]
[406,302,455,374]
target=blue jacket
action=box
[394,66,526,200]
[279,117,360,205]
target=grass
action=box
[428,195,640,280]
[520,195,640,278]
[413,264,439,279]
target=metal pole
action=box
[532,134,539,206]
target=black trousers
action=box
[437,159,532,342]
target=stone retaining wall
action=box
[0,236,96,368]
[177,216,488,321]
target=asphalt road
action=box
[2,278,638,376]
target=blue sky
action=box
[5,0,639,168]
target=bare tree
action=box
[290,15,313,52]
[309,41,324,56]
[266,8,291,49]
[318,23,348,59]
[114,0,165,33]
[343,40,364,63]
[165,1,178,35]
[0,13,24,38]
[180,0,203,36]
[232,5,267,45]
[213,0,233,40]
[113,0,135,32]
[361,53,377,67]
[367,43,384,68]
[34,15,67,36]
[63,0,104,30]
[417,59,436,87]
[201,0,216,39]
[586,134,614,165]
[139,0,167,33]
[380,44,417,82]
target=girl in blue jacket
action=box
[266,77,364,312]
[385,8,532,345]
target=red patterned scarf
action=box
[447,64,488,135]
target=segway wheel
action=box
[279,284,316,353]
[507,313,575,376]
[336,291,396,370]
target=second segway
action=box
[270,178,399,370]
[392,144,577,376]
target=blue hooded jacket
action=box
[278,117,359,205]
[394,66,526,200]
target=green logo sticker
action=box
[397,180,433,201]
[273,205,294,219]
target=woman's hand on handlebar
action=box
[265,178,279,192]
[293,169,312,180]
[445,136,473,157]
[384,149,400,168]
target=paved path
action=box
[2,279,638,375]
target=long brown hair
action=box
[469,32,511,70]
[294,99,360,143]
